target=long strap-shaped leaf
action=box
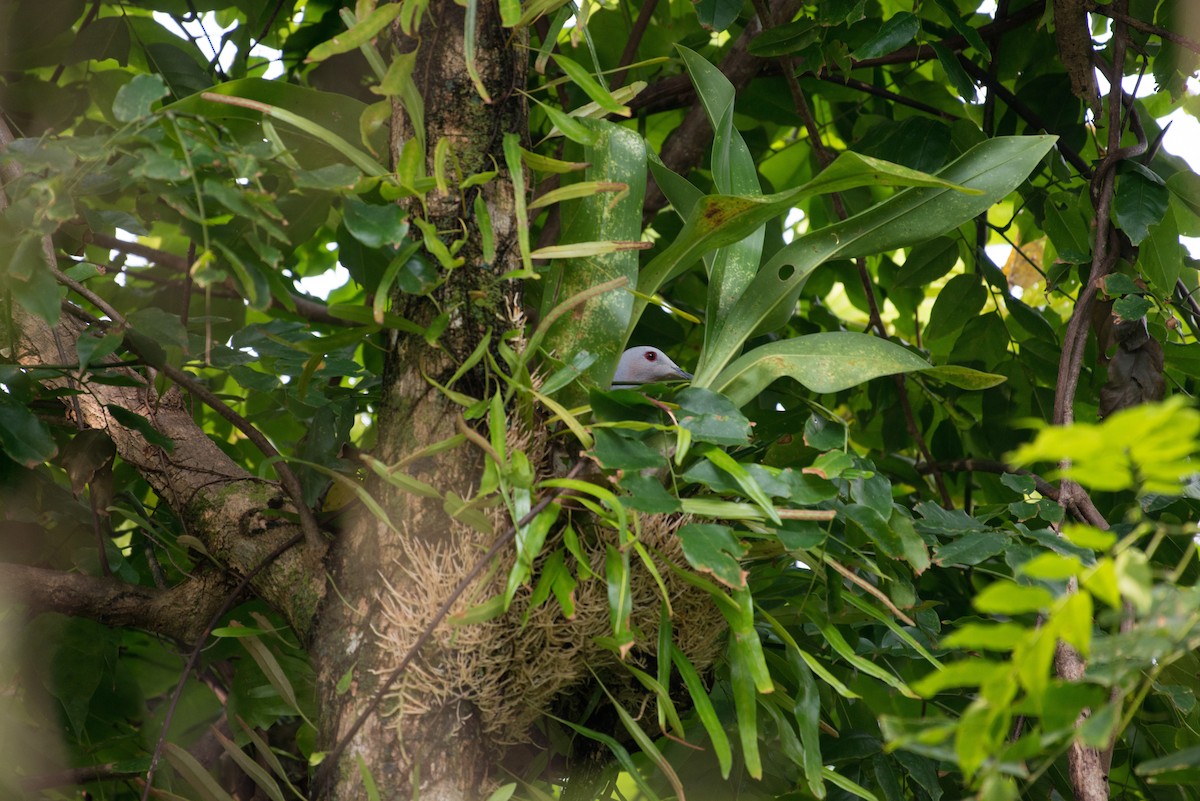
[693,134,1057,385]
[677,47,766,355]
[626,143,1005,346]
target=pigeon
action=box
[611,346,692,388]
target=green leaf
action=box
[912,658,1008,696]
[539,119,646,392]
[1113,165,1169,245]
[592,428,667,471]
[306,4,405,63]
[689,135,1057,384]
[692,0,741,32]
[924,273,987,344]
[921,365,1006,389]
[1009,396,1200,494]
[893,237,960,289]
[852,12,920,60]
[973,581,1055,614]
[105,404,175,452]
[678,46,765,356]
[1044,191,1092,263]
[113,73,168,122]
[934,531,1009,567]
[552,55,629,116]
[127,307,188,351]
[941,622,1028,651]
[1135,745,1200,784]
[791,650,825,797]
[605,544,633,650]
[729,636,763,778]
[672,648,733,777]
[618,473,681,513]
[675,388,752,446]
[342,198,409,249]
[1138,205,1183,293]
[678,523,748,589]
[749,18,821,57]
[0,390,58,467]
[711,332,931,407]
[1112,294,1152,322]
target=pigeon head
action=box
[611,347,692,388]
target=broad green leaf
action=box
[0,390,58,466]
[912,659,1008,696]
[342,198,409,249]
[677,523,748,589]
[941,622,1029,651]
[691,135,1057,383]
[1009,396,1200,494]
[973,581,1054,614]
[1138,205,1183,292]
[113,73,168,122]
[710,332,931,407]
[539,119,646,393]
[893,237,960,289]
[924,273,987,344]
[852,12,920,60]
[127,307,188,351]
[678,46,765,356]
[934,531,1009,567]
[749,18,821,57]
[630,141,1003,352]
[1113,164,1169,245]
[1043,190,1092,263]
[592,428,667,471]
[674,388,752,446]
[692,0,741,32]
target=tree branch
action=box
[0,113,326,638]
[0,562,231,643]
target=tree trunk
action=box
[310,1,527,797]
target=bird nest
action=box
[373,508,728,751]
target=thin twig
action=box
[825,556,916,626]
[814,73,959,121]
[1085,1,1200,55]
[610,0,659,88]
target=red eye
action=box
[644,351,657,361]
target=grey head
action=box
[611,346,692,388]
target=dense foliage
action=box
[2,0,1200,799]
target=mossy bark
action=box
[310,1,527,798]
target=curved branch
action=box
[0,562,231,643]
